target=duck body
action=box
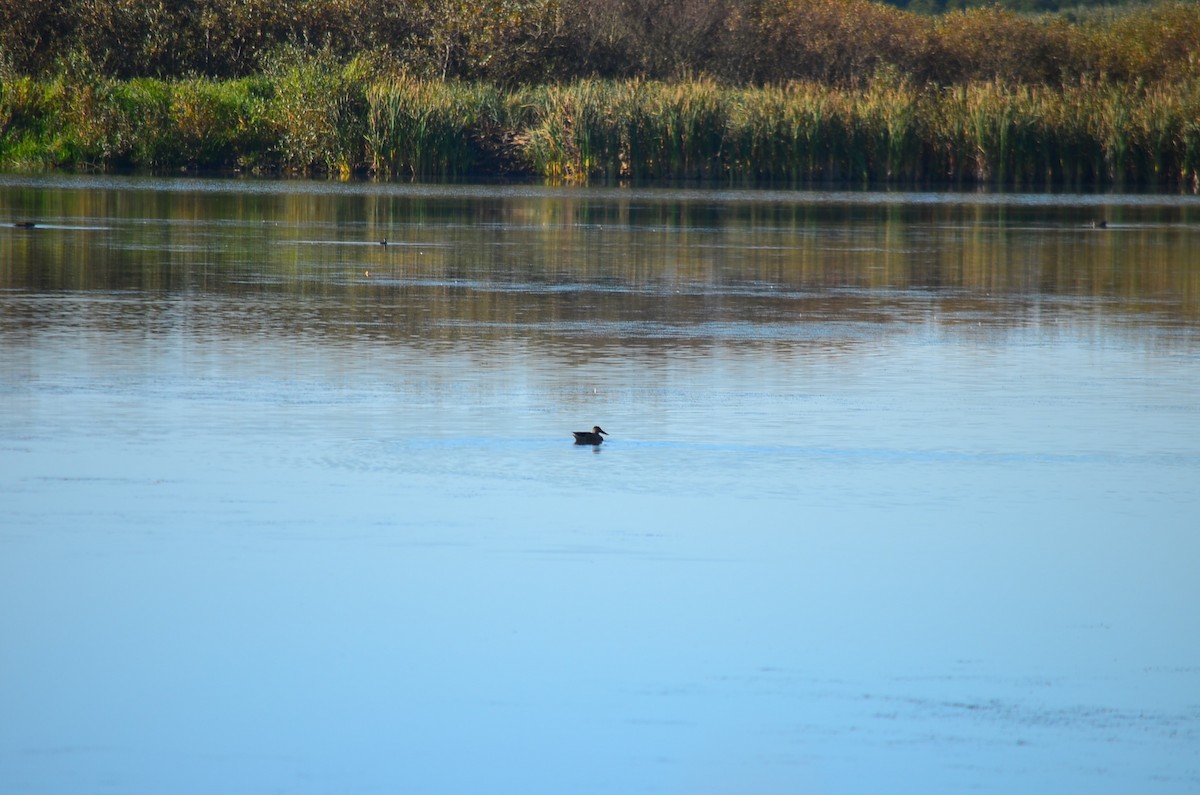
[573,426,608,445]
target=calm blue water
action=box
[1,175,1199,794]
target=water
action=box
[2,175,1199,794]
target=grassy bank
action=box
[4,71,1199,190]
[3,0,1197,187]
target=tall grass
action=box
[513,77,1200,190]
[3,71,1199,191]
[516,80,730,181]
[365,77,503,178]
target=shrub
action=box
[1076,1,1200,83]
[3,0,1199,89]
[723,0,933,86]
[931,8,1076,84]
[262,46,370,174]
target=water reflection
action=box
[3,177,1198,342]
[2,176,1199,795]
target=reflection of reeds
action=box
[8,187,1196,329]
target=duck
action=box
[572,426,608,445]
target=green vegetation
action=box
[885,0,1138,13]
[1,0,1198,187]
[5,72,1196,189]
[515,78,1200,187]
[4,0,1195,85]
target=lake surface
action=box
[2,175,1199,794]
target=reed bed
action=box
[516,80,730,181]
[3,73,1198,190]
[365,78,504,178]
[514,79,1200,190]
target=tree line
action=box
[1,0,1196,87]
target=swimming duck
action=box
[572,426,608,445]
